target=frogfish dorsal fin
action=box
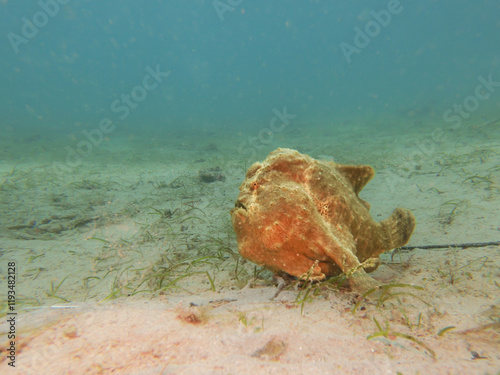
[336,164,375,195]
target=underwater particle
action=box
[199,166,226,183]
[231,148,416,293]
[251,337,287,361]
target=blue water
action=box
[1,0,499,137]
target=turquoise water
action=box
[1,1,499,139]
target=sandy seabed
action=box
[0,117,499,374]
